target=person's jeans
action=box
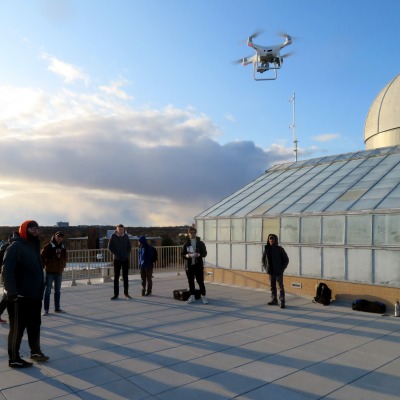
[113,259,129,296]
[7,297,42,360]
[43,272,63,311]
[140,267,153,292]
[186,264,206,296]
[269,273,285,303]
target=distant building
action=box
[56,221,69,227]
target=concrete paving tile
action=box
[76,378,150,400]
[235,382,317,400]
[1,378,73,400]
[0,367,43,390]
[271,364,364,398]
[325,383,399,400]
[106,355,164,378]
[168,359,222,380]
[83,346,141,364]
[189,347,253,371]
[56,365,122,391]
[204,369,277,398]
[229,358,297,382]
[123,337,179,355]
[127,367,196,395]
[40,355,102,376]
[155,380,231,400]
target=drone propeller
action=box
[232,54,253,65]
[281,51,295,59]
[248,30,263,40]
[277,31,297,41]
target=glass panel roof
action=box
[197,146,400,218]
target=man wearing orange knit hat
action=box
[2,220,49,368]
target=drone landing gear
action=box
[253,62,281,81]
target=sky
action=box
[0,0,400,227]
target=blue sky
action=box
[0,0,399,227]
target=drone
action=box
[235,31,293,81]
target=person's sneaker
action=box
[0,317,7,323]
[280,302,286,309]
[141,289,145,296]
[201,295,208,304]
[110,296,118,300]
[42,310,49,316]
[124,293,132,299]
[30,352,49,362]
[145,291,152,296]
[267,300,278,306]
[54,309,65,313]
[186,295,195,304]
[9,358,33,369]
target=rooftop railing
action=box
[63,246,185,285]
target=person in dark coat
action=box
[138,236,154,296]
[108,224,132,300]
[2,220,49,368]
[41,231,67,315]
[181,226,208,304]
[262,233,289,309]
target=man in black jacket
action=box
[262,234,289,309]
[182,226,208,304]
[2,220,49,368]
[108,224,132,300]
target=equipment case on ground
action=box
[173,289,201,301]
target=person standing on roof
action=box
[41,231,67,315]
[182,225,208,304]
[138,236,154,296]
[108,224,132,300]
[262,233,289,309]
[2,220,49,368]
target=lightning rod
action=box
[289,92,298,161]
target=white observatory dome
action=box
[364,74,400,149]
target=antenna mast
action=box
[289,92,298,161]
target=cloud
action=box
[0,80,294,226]
[41,52,89,85]
[99,79,132,100]
[313,133,340,142]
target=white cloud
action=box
[41,52,89,85]
[0,82,294,226]
[313,133,340,142]
[99,79,132,100]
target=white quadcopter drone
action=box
[235,31,293,81]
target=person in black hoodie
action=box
[2,220,49,368]
[262,233,289,309]
[41,231,67,315]
[181,226,208,304]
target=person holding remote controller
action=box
[181,225,208,304]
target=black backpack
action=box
[313,282,332,306]
[151,246,158,263]
[352,299,386,314]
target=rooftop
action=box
[0,273,399,399]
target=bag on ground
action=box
[352,299,386,314]
[313,282,332,306]
[173,289,201,301]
